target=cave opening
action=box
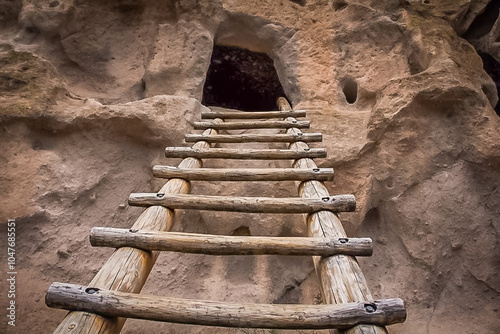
[462,1,500,116]
[479,52,500,116]
[202,45,286,111]
[342,78,358,104]
[462,1,500,41]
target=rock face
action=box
[1,1,499,334]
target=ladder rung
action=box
[185,133,322,143]
[46,283,407,329]
[90,228,372,256]
[193,120,310,130]
[152,166,334,181]
[128,193,355,213]
[165,147,327,159]
[201,110,307,119]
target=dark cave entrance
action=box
[462,0,500,116]
[479,52,500,116]
[202,45,286,111]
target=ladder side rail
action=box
[51,123,221,334]
[277,97,388,334]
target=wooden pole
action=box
[152,166,334,181]
[128,193,356,213]
[277,97,392,334]
[89,228,374,257]
[165,147,327,159]
[193,120,310,130]
[201,110,306,119]
[50,125,219,334]
[185,133,322,143]
[46,283,406,329]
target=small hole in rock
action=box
[1,76,27,91]
[408,50,428,75]
[31,139,44,150]
[25,26,39,34]
[332,0,348,11]
[231,226,251,236]
[342,78,358,104]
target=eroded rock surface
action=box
[1,1,499,333]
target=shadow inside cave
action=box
[202,45,286,111]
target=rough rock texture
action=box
[1,1,499,334]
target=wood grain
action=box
[202,110,306,119]
[152,166,334,181]
[193,120,310,130]
[50,126,219,334]
[89,228,373,256]
[165,147,327,159]
[47,283,406,329]
[277,97,393,334]
[185,133,322,143]
[128,193,356,213]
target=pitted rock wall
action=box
[1,1,499,333]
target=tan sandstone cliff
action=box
[1,1,499,333]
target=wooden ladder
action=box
[46,97,406,333]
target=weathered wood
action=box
[185,133,322,143]
[49,98,405,334]
[152,166,334,181]
[165,147,327,160]
[50,125,220,334]
[89,228,373,256]
[46,283,407,329]
[202,110,306,119]
[277,97,391,334]
[128,193,355,213]
[193,120,310,130]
